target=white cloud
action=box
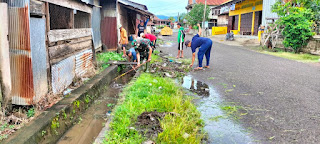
[129,0,188,16]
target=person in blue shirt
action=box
[185,24,212,70]
[126,47,138,64]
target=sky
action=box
[129,0,188,16]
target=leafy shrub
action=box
[97,52,126,69]
[272,2,314,53]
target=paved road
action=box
[158,33,320,143]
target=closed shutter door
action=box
[234,15,239,30]
[240,13,253,34]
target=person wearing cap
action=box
[185,23,212,70]
[141,33,157,49]
[119,24,128,57]
[136,17,150,38]
[177,22,185,58]
[131,37,153,67]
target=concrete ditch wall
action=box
[4,65,118,144]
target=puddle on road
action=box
[57,72,134,144]
[180,75,254,144]
[160,42,174,47]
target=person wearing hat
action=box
[177,22,185,58]
[136,16,150,38]
[118,24,128,57]
[131,37,153,67]
[185,23,212,70]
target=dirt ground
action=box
[135,111,167,139]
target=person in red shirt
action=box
[141,33,157,48]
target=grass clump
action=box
[262,51,320,63]
[104,73,204,144]
[150,54,162,64]
[97,52,126,69]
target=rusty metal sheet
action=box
[101,17,117,50]
[51,56,75,94]
[7,0,35,105]
[75,49,93,77]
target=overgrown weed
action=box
[104,73,205,143]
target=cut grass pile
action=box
[97,52,126,69]
[104,73,205,144]
[262,51,320,63]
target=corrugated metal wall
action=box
[92,6,102,49]
[262,0,278,26]
[101,17,117,50]
[7,0,36,105]
[75,49,93,77]
[30,17,48,104]
[51,56,75,94]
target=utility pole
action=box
[202,0,207,34]
[178,12,180,22]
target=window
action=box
[212,9,220,16]
[49,4,73,30]
[74,10,91,28]
[49,4,91,30]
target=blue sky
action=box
[130,0,188,16]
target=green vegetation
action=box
[168,16,175,22]
[219,104,248,120]
[27,108,35,118]
[209,115,225,122]
[97,52,126,70]
[41,130,47,137]
[262,51,320,63]
[272,2,314,53]
[156,25,166,29]
[178,13,187,25]
[104,74,204,143]
[185,4,210,26]
[150,54,162,64]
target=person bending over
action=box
[185,24,212,70]
[132,37,153,67]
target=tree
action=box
[178,13,187,23]
[272,2,314,53]
[185,4,210,26]
[168,16,175,22]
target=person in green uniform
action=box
[176,23,185,58]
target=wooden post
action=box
[44,2,52,90]
[0,3,12,102]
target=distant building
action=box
[186,0,230,28]
[214,0,288,35]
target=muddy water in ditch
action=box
[180,75,253,144]
[57,73,134,144]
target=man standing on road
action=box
[141,33,157,49]
[177,23,185,58]
[119,24,128,57]
[185,24,212,70]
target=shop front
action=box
[228,0,263,35]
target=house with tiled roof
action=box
[186,0,230,28]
